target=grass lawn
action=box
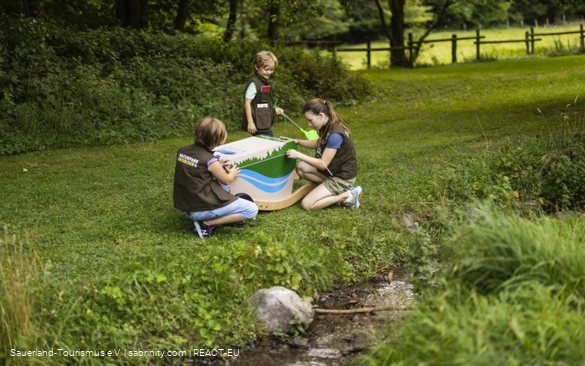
[336,24,585,68]
[1,54,585,364]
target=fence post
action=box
[525,31,530,55]
[451,34,457,63]
[389,41,392,68]
[530,26,535,54]
[579,24,585,52]
[408,32,414,67]
[476,29,481,61]
[367,41,371,69]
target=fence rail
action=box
[332,24,585,68]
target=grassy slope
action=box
[1,55,584,360]
[337,24,585,68]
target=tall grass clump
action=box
[446,208,585,297]
[364,208,585,365]
[365,281,585,365]
[0,226,45,362]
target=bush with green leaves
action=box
[0,15,372,155]
[433,154,520,213]
[494,126,585,213]
[432,106,585,214]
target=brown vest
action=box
[173,143,236,212]
[315,125,358,180]
[242,73,274,133]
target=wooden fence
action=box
[334,25,585,68]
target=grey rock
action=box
[248,286,314,334]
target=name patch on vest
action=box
[178,153,199,167]
[257,103,269,108]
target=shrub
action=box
[494,112,585,212]
[433,103,585,214]
[433,154,519,213]
[0,15,372,155]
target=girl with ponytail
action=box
[282,99,362,211]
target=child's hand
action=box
[286,149,300,159]
[280,136,299,145]
[229,164,240,178]
[275,107,284,116]
[219,158,231,172]
[219,158,230,167]
[247,122,257,134]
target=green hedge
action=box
[0,15,372,155]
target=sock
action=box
[345,190,354,203]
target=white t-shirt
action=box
[245,82,257,99]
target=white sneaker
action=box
[345,186,363,209]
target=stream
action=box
[229,267,415,366]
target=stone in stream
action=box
[248,286,314,334]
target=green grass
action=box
[364,210,585,365]
[1,55,585,364]
[336,24,585,69]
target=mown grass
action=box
[1,55,585,364]
[336,24,585,68]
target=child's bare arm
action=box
[208,161,239,185]
[286,147,337,172]
[244,98,256,134]
[279,137,319,149]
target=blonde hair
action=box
[302,99,351,141]
[254,51,278,68]
[194,117,227,149]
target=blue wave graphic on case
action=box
[239,170,293,193]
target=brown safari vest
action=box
[315,125,358,180]
[241,72,274,133]
[173,143,236,212]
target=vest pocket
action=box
[255,106,272,130]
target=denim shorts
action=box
[183,198,258,222]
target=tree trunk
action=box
[223,0,238,42]
[23,0,40,17]
[116,0,148,29]
[175,0,189,31]
[116,0,129,27]
[389,0,408,67]
[268,1,280,42]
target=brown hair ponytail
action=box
[302,99,351,141]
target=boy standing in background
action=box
[242,51,284,136]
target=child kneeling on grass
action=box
[282,98,362,211]
[173,117,258,238]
